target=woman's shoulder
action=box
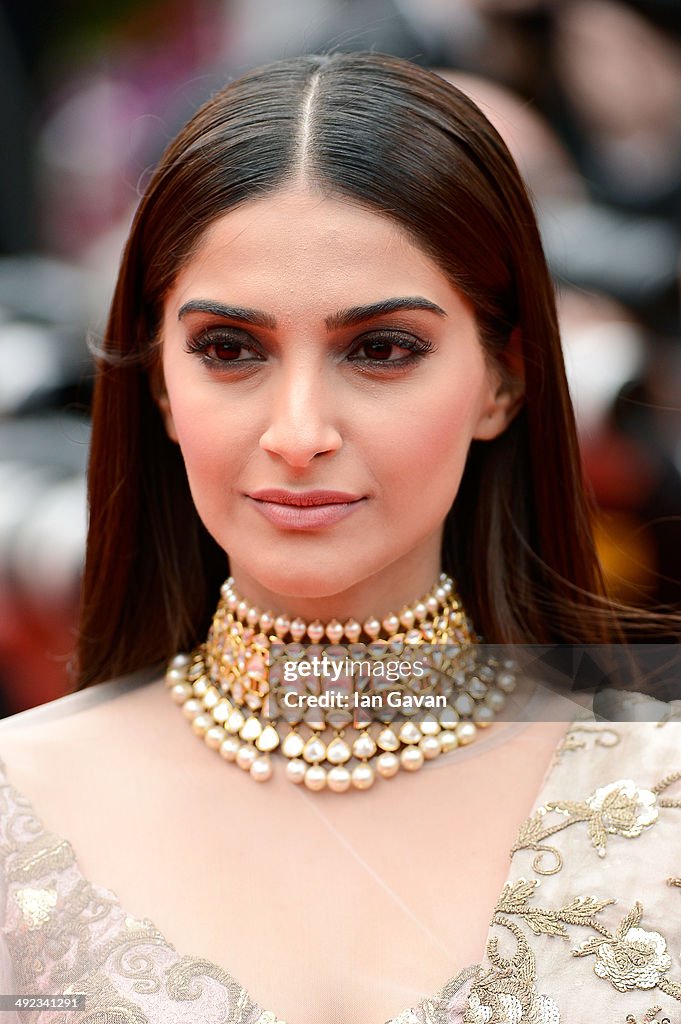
[0,670,166,828]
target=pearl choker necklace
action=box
[166,574,518,792]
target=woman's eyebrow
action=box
[177,296,447,329]
[178,299,276,328]
[326,297,447,328]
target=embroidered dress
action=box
[0,680,679,1024]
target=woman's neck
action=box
[227,550,444,625]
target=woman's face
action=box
[158,187,516,619]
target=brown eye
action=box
[208,342,246,361]
[184,328,264,367]
[361,339,395,360]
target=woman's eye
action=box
[350,333,433,366]
[185,329,262,365]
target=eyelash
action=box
[183,328,434,372]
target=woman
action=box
[0,52,679,1024]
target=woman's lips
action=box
[246,490,366,530]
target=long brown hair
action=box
[77,51,632,689]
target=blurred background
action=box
[1,0,680,715]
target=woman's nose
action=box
[258,370,343,467]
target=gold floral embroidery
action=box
[625,1009,672,1024]
[554,724,621,760]
[512,774,680,874]
[487,879,681,1004]
[13,886,58,928]
[464,917,561,1023]
[386,965,481,1024]
[573,902,681,1000]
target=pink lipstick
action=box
[246,489,366,530]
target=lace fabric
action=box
[0,678,679,1023]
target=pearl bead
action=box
[250,756,273,782]
[399,608,415,629]
[169,653,191,669]
[486,689,506,712]
[170,682,192,704]
[376,752,400,778]
[191,713,213,737]
[285,759,307,784]
[246,606,261,627]
[343,619,362,642]
[327,766,352,792]
[382,614,400,636]
[204,725,226,749]
[456,721,477,745]
[165,667,187,686]
[439,729,459,752]
[401,746,425,771]
[473,704,495,725]
[289,617,307,641]
[351,763,375,790]
[363,617,381,639]
[425,595,439,616]
[497,671,516,693]
[259,612,274,633]
[304,765,327,791]
[274,615,290,638]
[236,744,258,770]
[413,602,427,621]
[419,735,441,759]
[219,736,240,762]
[326,620,344,643]
[307,621,325,642]
[181,698,203,720]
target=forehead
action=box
[164,187,460,320]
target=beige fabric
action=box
[0,676,679,1024]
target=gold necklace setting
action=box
[166,574,517,793]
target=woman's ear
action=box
[149,363,179,443]
[473,327,526,441]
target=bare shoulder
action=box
[0,672,169,814]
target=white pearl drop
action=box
[376,752,400,778]
[304,765,327,791]
[236,744,257,770]
[327,766,352,792]
[286,759,307,784]
[351,764,375,790]
[401,746,425,772]
[419,735,442,760]
[204,726,226,750]
[250,756,273,782]
[456,721,477,745]
[219,736,240,762]
[181,698,203,721]
[171,682,192,705]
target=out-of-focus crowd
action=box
[1,0,680,714]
